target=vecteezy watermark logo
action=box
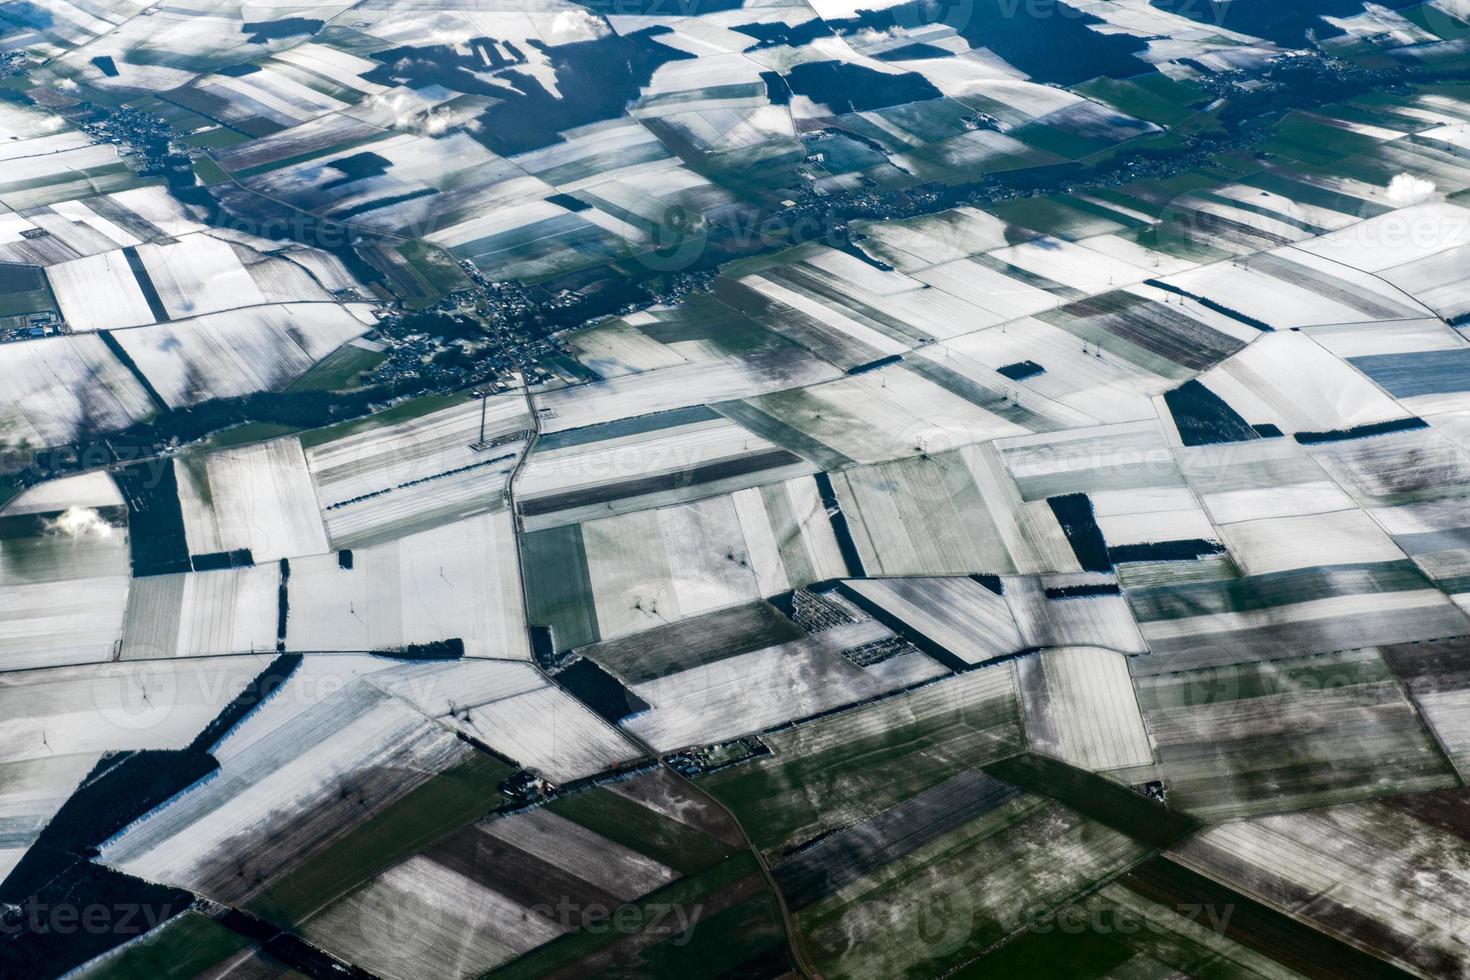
[891,0,976,33]
[577,0,713,16]
[637,203,711,273]
[0,443,175,490]
[628,202,857,275]
[901,896,1239,970]
[914,887,978,958]
[1170,657,1239,709]
[1004,900,1236,936]
[886,415,988,505]
[525,898,703,942]
[347,874,705,973]
[0,898,182,937]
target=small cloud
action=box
[549,8,609,42]
[44,506,115,540]
[54,78,79,92]
[364,91,479,136]
[427,26,477,48]
[419,106,469,136]
[1386,172,1436,205]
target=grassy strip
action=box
[1118,857,1419,980]
[703,679,1023,853]
[287,344,387,393]
[950,919,1135,980]
[548,788,736,875]
[481,852,760,980]
[520,524,600,652]
[626,889,786,978]
[983,753,1202,849]
[297,392,466,449]
[246,752,513,927]
[79,912,254,980]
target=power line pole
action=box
[471,391,490,451]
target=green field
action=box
[520,523,601,651]
[548,787,736,875]
[481,852,767,980]
[193,421,303,452]
[794,791,1150,980]
[398,240,473,298]
[0,263,56,317]
[248,752,514,927]
[288,343,386,392]
[297,392,467,449]
[701,672,1024,855]
[1076,74,1206,129]
[184,127,253,149]
[191,156,231,186]
[1261,113,1384,167]
[76,912,252,980]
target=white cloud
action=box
[549,8,609,43]
[430,27,479,49]
[1387,172,1437,205]
[421,106,482,136]
[364,91,483,135]
[855,26,907,42]
[44,506,116,540]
